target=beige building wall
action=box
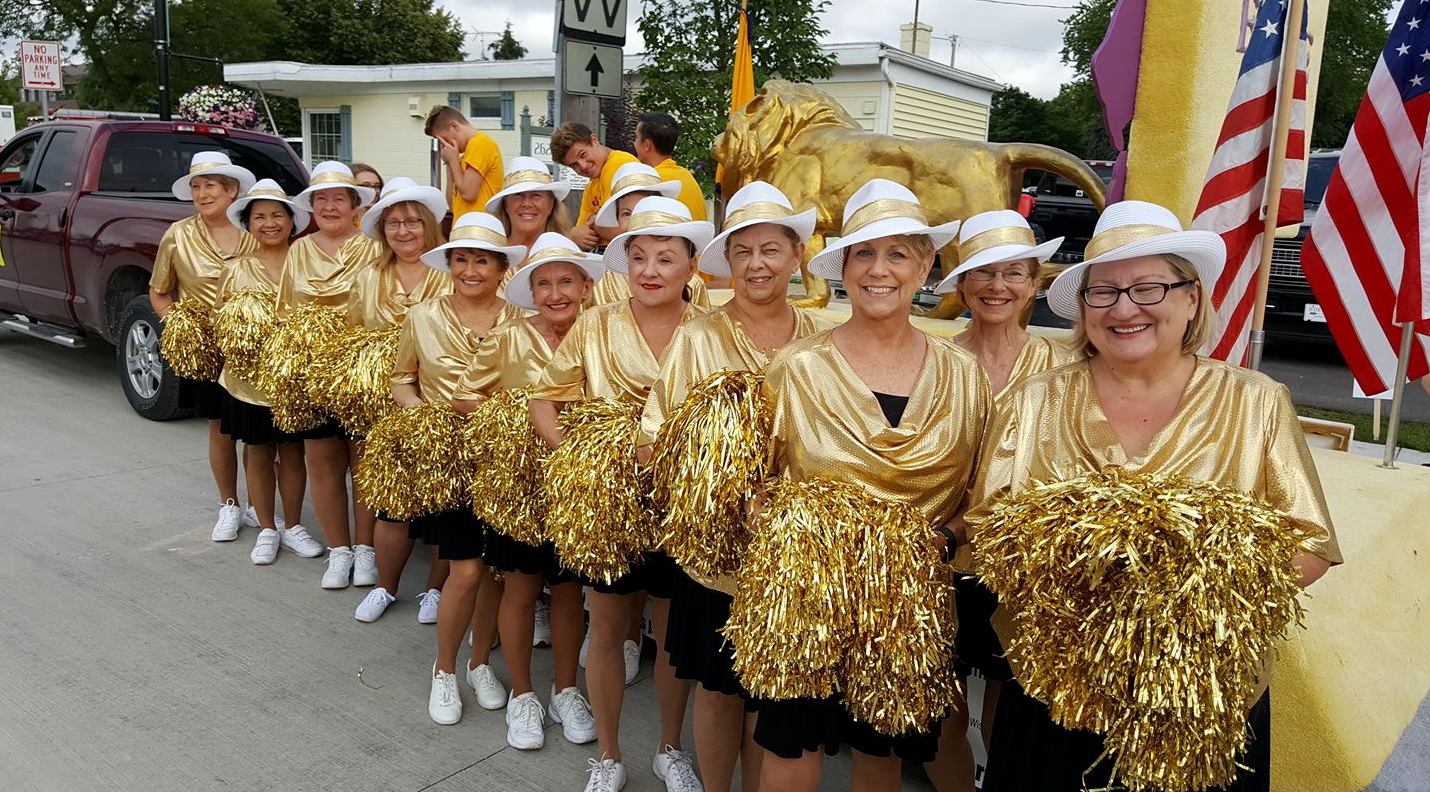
[817,80,884,132]
[889,83,989,141]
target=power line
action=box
[957,34,1061,54]
[966,0,1078,8]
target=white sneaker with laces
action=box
[549,685,597,744]
[279,525,323,558]
[429,664,462,725]
[351,544,378,586]
[417,589,441,624]
[653,746,703,792]
[505,691,546,750]
[241,506,286,531]
[579,630,591,668]
[623,639,641,686]
[533,600,552,646]
[583,758,627,792]
[321,546,354,589]
[211,499,242,541]
[250,528,280,565]
[466,662,508,710]
[355,587,396,622]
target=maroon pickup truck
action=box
[0,120,307,419]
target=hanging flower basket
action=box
[177,84,261,130]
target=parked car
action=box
[0,119,308,419]
[1263,149,1339,345]
[1026,159,1114,262]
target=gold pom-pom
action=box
[160,299,222,380]
[542,399,655,583]
[355,401,466,520]
[649,371,770,580]
[975,471,1307,792]
[467,388,549,546]
[308,324,400,436]
[257,303,345,432]
[213,290,276,382]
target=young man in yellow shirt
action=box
[425,105,502,220]
[551,121,637,251]
[633,112,708,223]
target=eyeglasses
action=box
[1080,279,1194,308]
[965,267,1032,284]
[383,219,425,232]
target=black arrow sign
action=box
[584,51,605,87]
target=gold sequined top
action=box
[149,214,259,307]
[588,270,711,309]
[274,233,381,317]
[532,299,707,405]
[389,296,524,404]
[765,329,992,526]
[990,334,1080,401]
[214,255,281,406]
[346,261,453,329]
[453,317,556,402]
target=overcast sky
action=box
[443,0,1077,99]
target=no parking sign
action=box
[21,40,63,92]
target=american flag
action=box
[1192,0,1311,365]
[1301,0,1430,395]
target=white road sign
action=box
[562,40,622,99]
[21,41,63,92]
[563,0,627,43]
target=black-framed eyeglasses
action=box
[1080,279,1194,308]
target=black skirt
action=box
[585,550,679,598]
[983,680,1271,792]
[665,568,749,698]
[219,392,302,446]
[407,508,486,561]
[484,530,578,584]
[753,693,942,763]
[953,575,1012,681]
[292,415,344,441]
[179,376,226,420]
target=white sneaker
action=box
[321,546,354,589]
[250,528,280,565]
[355,587,396,622]
[532,599,552,646]
[549,685,597,744]
[653,746,703,792]
[429,664,462,725]
[279,525,323,557]
[583,758,627,792]
[466,662,508,710]
[623,639,641,686]
[211,499,241,541]
[579,630,591,668]
[241,506,286,531]
[351,544,378,586]
[417,589,441,624]
[505,691,546,750]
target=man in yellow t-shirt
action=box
[633,112,708,223]
[425,105,502,219]
[551,121,637,251]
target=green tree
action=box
[636,0,838,193]
[1313,0,1394,148]
[282,0,465,66]
[489,22,527,61]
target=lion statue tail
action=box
[1000,143,1108,211]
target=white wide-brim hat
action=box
[420,211,528,272]
[806,178,960,280]
[604,196,716,274]
[932,209,1064,294]
[361,177,449,240]
[226,178,310,235]
[699,180,815,277]
[504,232,606,310]
[593,162,681,228]
[172,151,257,201]
[1045,199,1226,321]
[294,161,377,211]
[485,156,572,213]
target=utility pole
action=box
[912,0,922,55]
[154,0,172,120]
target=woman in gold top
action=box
[149,151,258,541]
[278,161,378,590]
[451,234,603,749]
[587,161,711,309]
[634,181,824,792]
[924,209,1077,792]
[484,156,574,268]
[345,178,455,621]
[528,197,713,792]
[349,163,383,227]
[966,201,1343,792]
[756,179,989,792]
[215,180,321,565]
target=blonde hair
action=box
[841,233,937,266]
[497,190,573,236]
[375,201,445,266]
[1070,253,1212,357]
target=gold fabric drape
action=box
[532,300,707,405]
[274,234,380,316]
[390,297,525,404]
[149,214,259,307]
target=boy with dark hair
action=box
[424,105,501,219]
[551,121,637,250]
[634,112,707,223]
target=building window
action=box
[468,95,503,130]
[307,109,345,163]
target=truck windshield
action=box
[98,132,306,195]
[1304,155,1337,207]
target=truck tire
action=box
[115,294,187,421]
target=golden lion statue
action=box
[712,80,1107,318]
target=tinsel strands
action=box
[212,290,276,382]
[159,299,222,380]
[649,371,770,579]
[467,388,549,546]
[355,401,466,520]
[542,399,656,583]
[308,325,401,436]
[975,471,1306,792]
[257,303,345,432]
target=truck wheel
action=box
[115,294,186,421]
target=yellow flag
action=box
[718,0,755,191]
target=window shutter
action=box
[501,91,515,130]
[339,104,352,162]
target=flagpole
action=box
[1381,322,1416,468]
[1248,0,1306,371]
